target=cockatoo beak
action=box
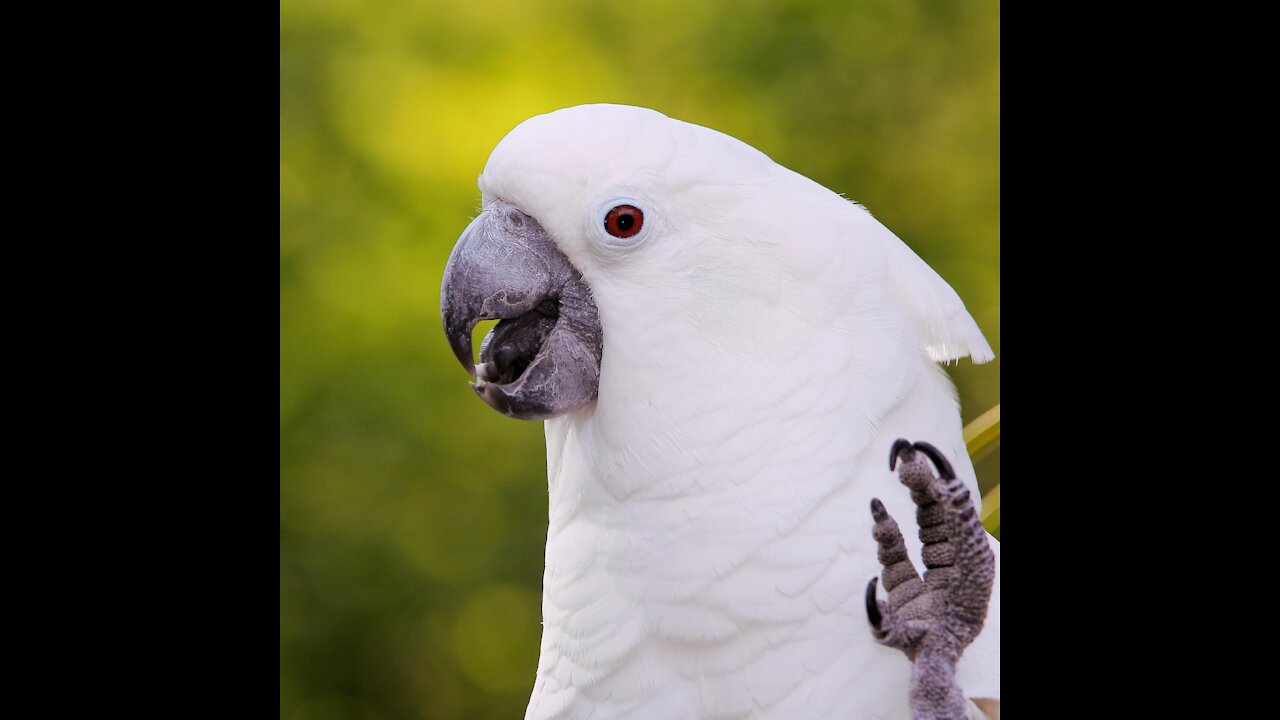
[440,200,603,420]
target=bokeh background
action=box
[280,1,999,718]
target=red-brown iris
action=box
[604,205,644,238]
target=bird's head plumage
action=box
[441,104,991,421]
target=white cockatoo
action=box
[441,104,999,720]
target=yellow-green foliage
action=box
[965,405,1001,540]
[281,2,999,718]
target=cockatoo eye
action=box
[603,205,644,238]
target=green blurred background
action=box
[280,1,999,718]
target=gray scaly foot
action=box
[865,439,995,720]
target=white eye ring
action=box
[595,198,650,247]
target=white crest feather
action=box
[871,216,994,364]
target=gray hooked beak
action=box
[440,200,603,420]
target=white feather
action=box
[479,104,998,719]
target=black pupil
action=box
[616,213,634,230]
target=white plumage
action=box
[476,104,998,719]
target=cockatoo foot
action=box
[865,440,995,720]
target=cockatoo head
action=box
[441,104,991,420]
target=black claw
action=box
[870,498,887,521]
[910,441,956,480]
[865,578,882,628]
[889,439,913,471]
